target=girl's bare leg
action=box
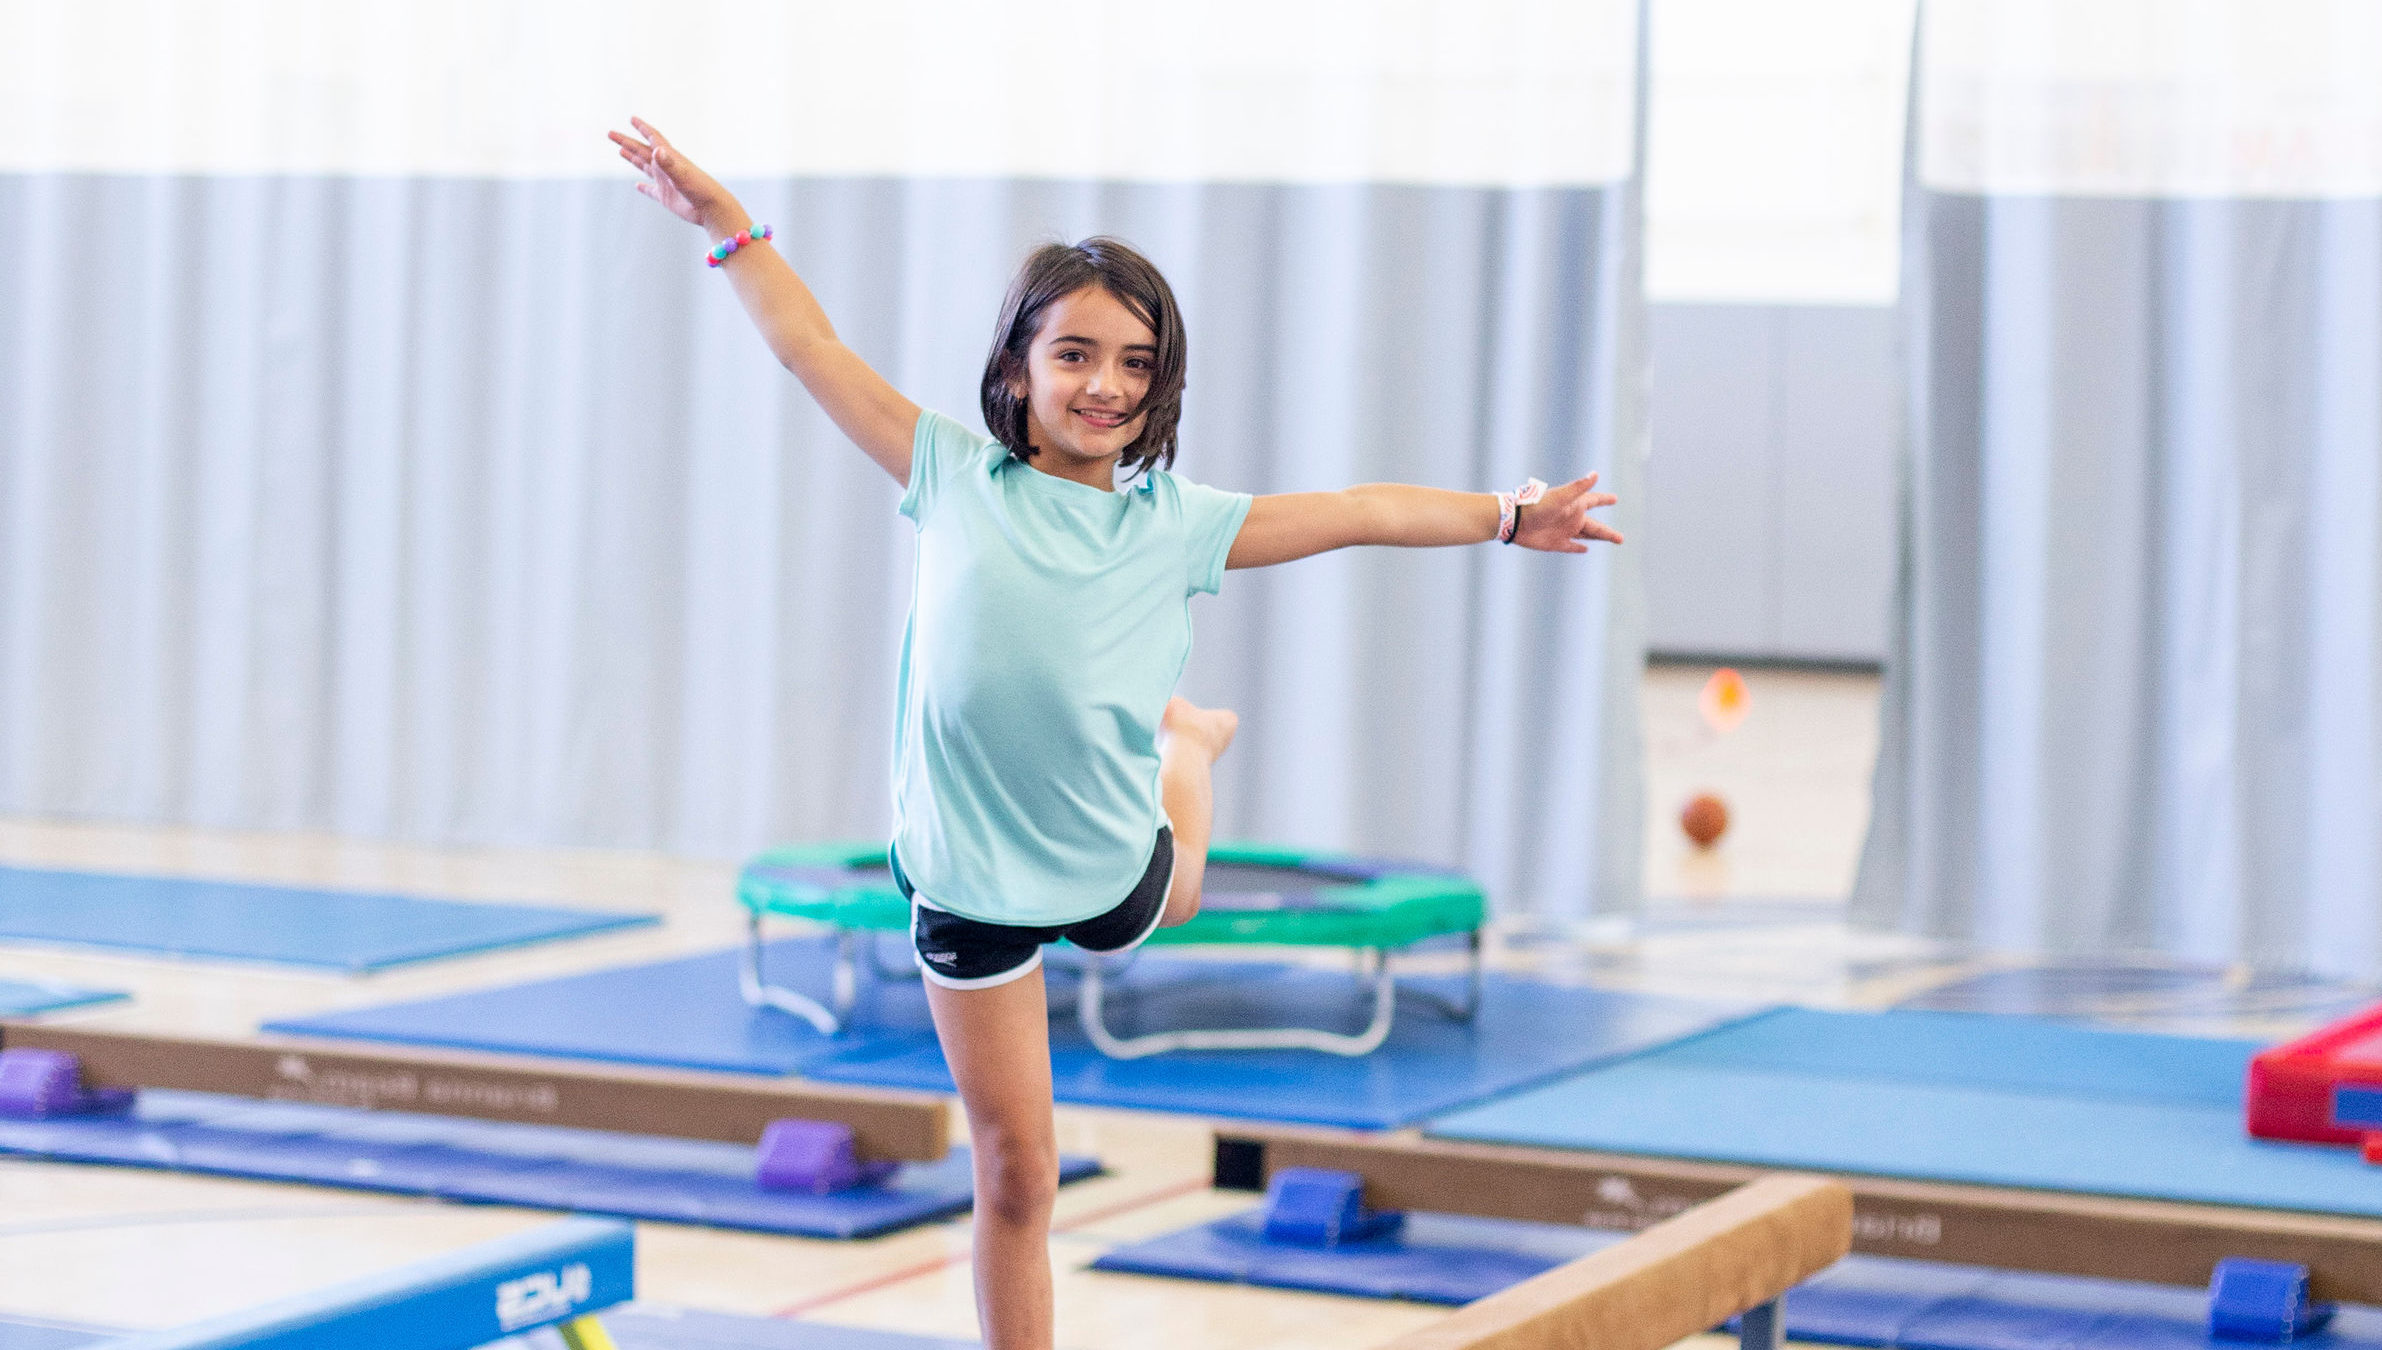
[924,969,1059,1350]
[1159,696,1238,927]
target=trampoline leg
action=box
[558,1314,620,1350]
[1400,929,1484,1023]
[832,929,859,1015]
[1078,949,1398,1058]
[737,913,843,1036]
[1460,927,1483,1021]
[1738,1299,1783,1349]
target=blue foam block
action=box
[1427,1008,2382,1217]
[590,1305,979,1349]
[0,979,126,1018]
[0,1091,1098,1239]
[0,865,656,972]
[270,939,1759,1129]
[2336,1086,2382,1130]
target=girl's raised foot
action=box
[1162,697,1238,761]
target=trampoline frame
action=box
[736,841,1486,1056]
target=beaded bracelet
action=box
[706,223,774,268]
[1497,477,1548,544]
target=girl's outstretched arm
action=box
[1225,476,1622,569]
[611,117,919,486]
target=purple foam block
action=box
[0,1048,131,1119]
[756,1118,899,1195]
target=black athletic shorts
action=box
[893,827,1174,990]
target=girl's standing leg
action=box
[923,969,1059,1350]
[1158,696,1239,927]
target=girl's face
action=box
[1014,285,1156,487]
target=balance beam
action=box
[1218,1123,2382,1303]
[93,1216,633,1350]
[1,1021,947,1162]
[1378,1175,1851,1350]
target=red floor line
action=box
[769,1174,1212,1319]
[773,1251,971,1318]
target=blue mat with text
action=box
[267,937,1760,1128]
[0,1090,1096,1239]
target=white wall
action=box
[1641,0,1914,664]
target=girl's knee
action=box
[971,1128,1059,1227]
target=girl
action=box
[611,117,1622,1350]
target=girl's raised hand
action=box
[1513,472,1624,553]
[608,117,743,235]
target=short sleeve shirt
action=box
[890,410,1252,925]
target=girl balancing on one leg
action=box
[612,116,1623,1350]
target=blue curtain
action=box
[1856,8,2382,974]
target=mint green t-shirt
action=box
[890,410,1253,926]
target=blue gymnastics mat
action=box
[1091,1206,2382,1349]
[1091,1209,1613,1303]
[267,938,1760,1129]
[0,978,125,1017]
[0,864,657,972]
[1426,1007,2382,1217]
[0,1090,1097,1239]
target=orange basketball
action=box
[1680,793,1730,849]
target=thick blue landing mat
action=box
[0,1315,111,1350]
[1426,1007,2382,1217]
[0,978,125,1017]
[0,864,656,972]
[1093,1206,2382,1349]
[267,938,1759,1129]
[0,1090,1097,1239]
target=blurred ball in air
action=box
[1680,792,1730,849]
[1698,667,1750,734]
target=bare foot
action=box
[1162,696,1238,762]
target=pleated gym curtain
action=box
[1855,0,2382,974]
[0,1,1650,923]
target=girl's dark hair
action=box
[980,237,1187,476]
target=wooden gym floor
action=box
[0,665,2309,1347]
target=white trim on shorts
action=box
[906,814,1175,988]
[909,901,1046,990]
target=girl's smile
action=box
[1015,285,1157,489]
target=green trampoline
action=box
[735,842,1487,1057]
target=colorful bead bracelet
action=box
[706,223,774,268]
